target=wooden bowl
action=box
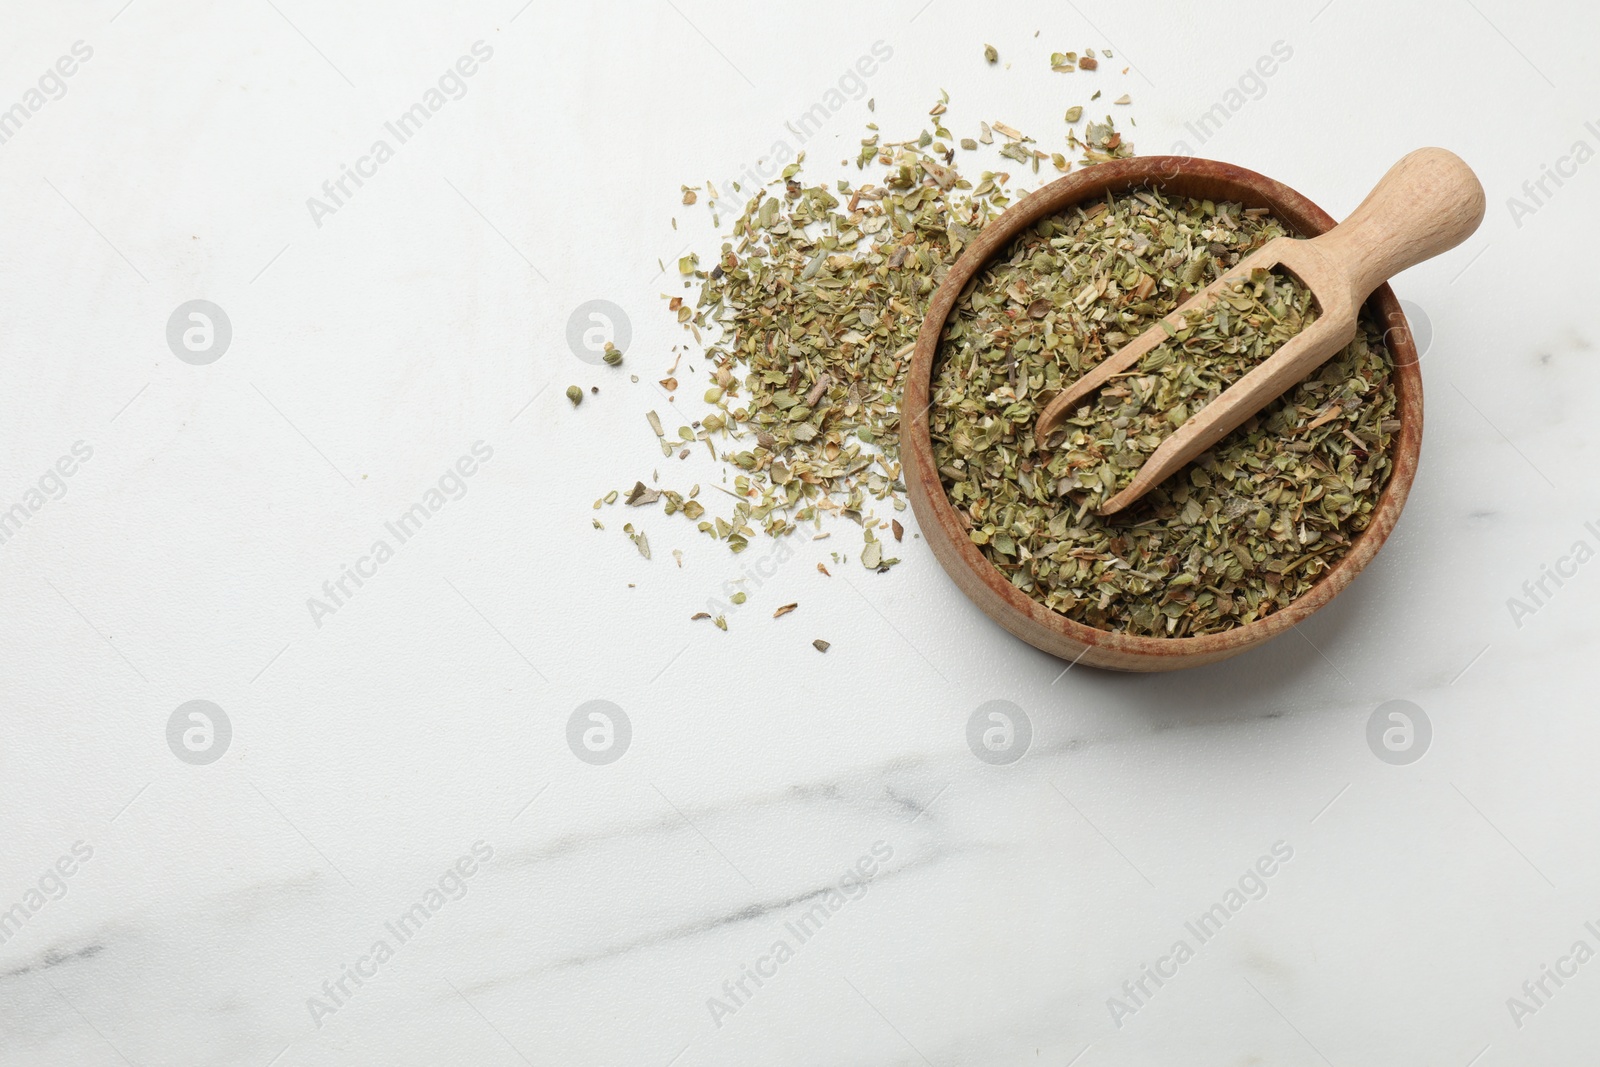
[901,156,1423,672]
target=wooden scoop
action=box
[1034,147,1485,516]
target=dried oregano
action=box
[1055,266,1319,511]
[931,190,1398,636]
[612,65,1402,639]
[640,93,1133,576]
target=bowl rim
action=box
[900,154,1424,668]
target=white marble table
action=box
[2,1,1597,1063]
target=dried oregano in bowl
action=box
[930,190,1400,637]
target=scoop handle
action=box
[1311,147,1485,302]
